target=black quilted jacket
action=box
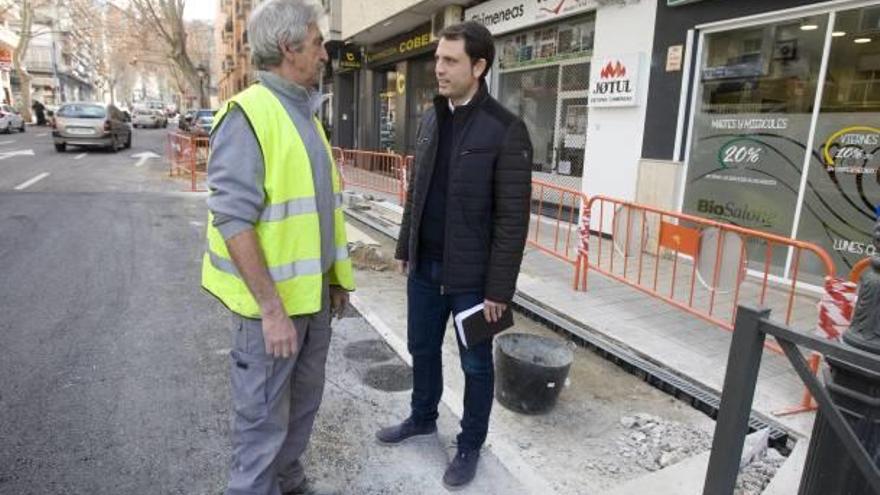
[395,82,533,303]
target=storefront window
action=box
[500,66,559,170]
[378,70,399,152]
[496,14,594,185]
[683,14,829,273]
[797,6,880,275]
[405,56,436,155]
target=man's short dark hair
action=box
[439,21,495,79]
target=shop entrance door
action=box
[552,61,590,181]
[554,96,589,178]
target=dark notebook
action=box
[453,303,514,348]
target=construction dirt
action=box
[292,215,788,494]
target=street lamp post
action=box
[799,211,880,494]
[196,64,208,109]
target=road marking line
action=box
[14,172,50,190]
[0,140,14,145]
[131,151,160,167]
[73,153,87,160]
[0,149,34,160]
[36,133,48,137]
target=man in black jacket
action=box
[375,21,532,489]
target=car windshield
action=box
[196,110,215,118]
[58,104,106,119]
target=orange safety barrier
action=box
[166,132,208,192]
[528,180,590,291]
[849,257,874,283]
[335,148,407,205]
[778,267,860,417]
[581,196,839,416]
[583,196,835,352]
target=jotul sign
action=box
[589,53,641,107]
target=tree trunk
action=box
[12,0,34,122]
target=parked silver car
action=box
[52,102,132,152]
[132,108,166,128]
[0,104,25,133]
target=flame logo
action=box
[600,61,627,79]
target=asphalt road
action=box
[0,126,232,494]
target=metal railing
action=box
[703,304,880,494]
[582,195,836,336]
[166,132,208,192]
[529,179,590,291]
[333,147,407,205]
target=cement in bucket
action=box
[495,333,574,415]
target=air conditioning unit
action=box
[431,5,463,41]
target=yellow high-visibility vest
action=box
[201,84,354,318]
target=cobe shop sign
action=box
[589,53,641,107]
[367,24,434,66]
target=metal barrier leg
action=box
[774,352,821,417]
[703,306,770,495]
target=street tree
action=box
[3,0,105,120]
[129,0,208,107]
[102,3,145,105]
[7,0,52,122]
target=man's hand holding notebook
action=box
[453,301,514,348]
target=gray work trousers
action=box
[225,291,332,495]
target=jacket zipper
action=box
[459,147,495,156]
[441,111,464,297]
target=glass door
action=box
[683,13,830,275]
[795,5,880,276]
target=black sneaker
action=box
[442,449,480,490]
[375,417,437,444]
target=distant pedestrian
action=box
[202,1,354,494]
[32,100,46,126]
[375,21,533,490]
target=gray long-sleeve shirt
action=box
[207,71,336,273]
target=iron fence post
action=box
[703,305,770,495]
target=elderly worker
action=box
[201,1,353,494]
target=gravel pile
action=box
[585,413,713,478]
[735,447,786,495]
[584,413,787,494]
[617,413,713,471]
[349,241,392,271]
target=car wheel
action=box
[19,121,25,132]
[55,142,66,152]
[124,132,132,149]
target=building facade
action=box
[0,16,17,105]
[9,0,106,107]
[218,0,255,102]
[642,0,880,280]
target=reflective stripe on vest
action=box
[207,245,350,282]
[259,192,344,222]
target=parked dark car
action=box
[190,109,216,136]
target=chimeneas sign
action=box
[589,53,641,107]
[465,0,599,35]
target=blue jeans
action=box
[407,259,494,452]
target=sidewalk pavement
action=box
[341,199,754,495]
[305,309,532,494]
[343,192,817,441]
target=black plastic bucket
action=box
[494,333,573,414]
